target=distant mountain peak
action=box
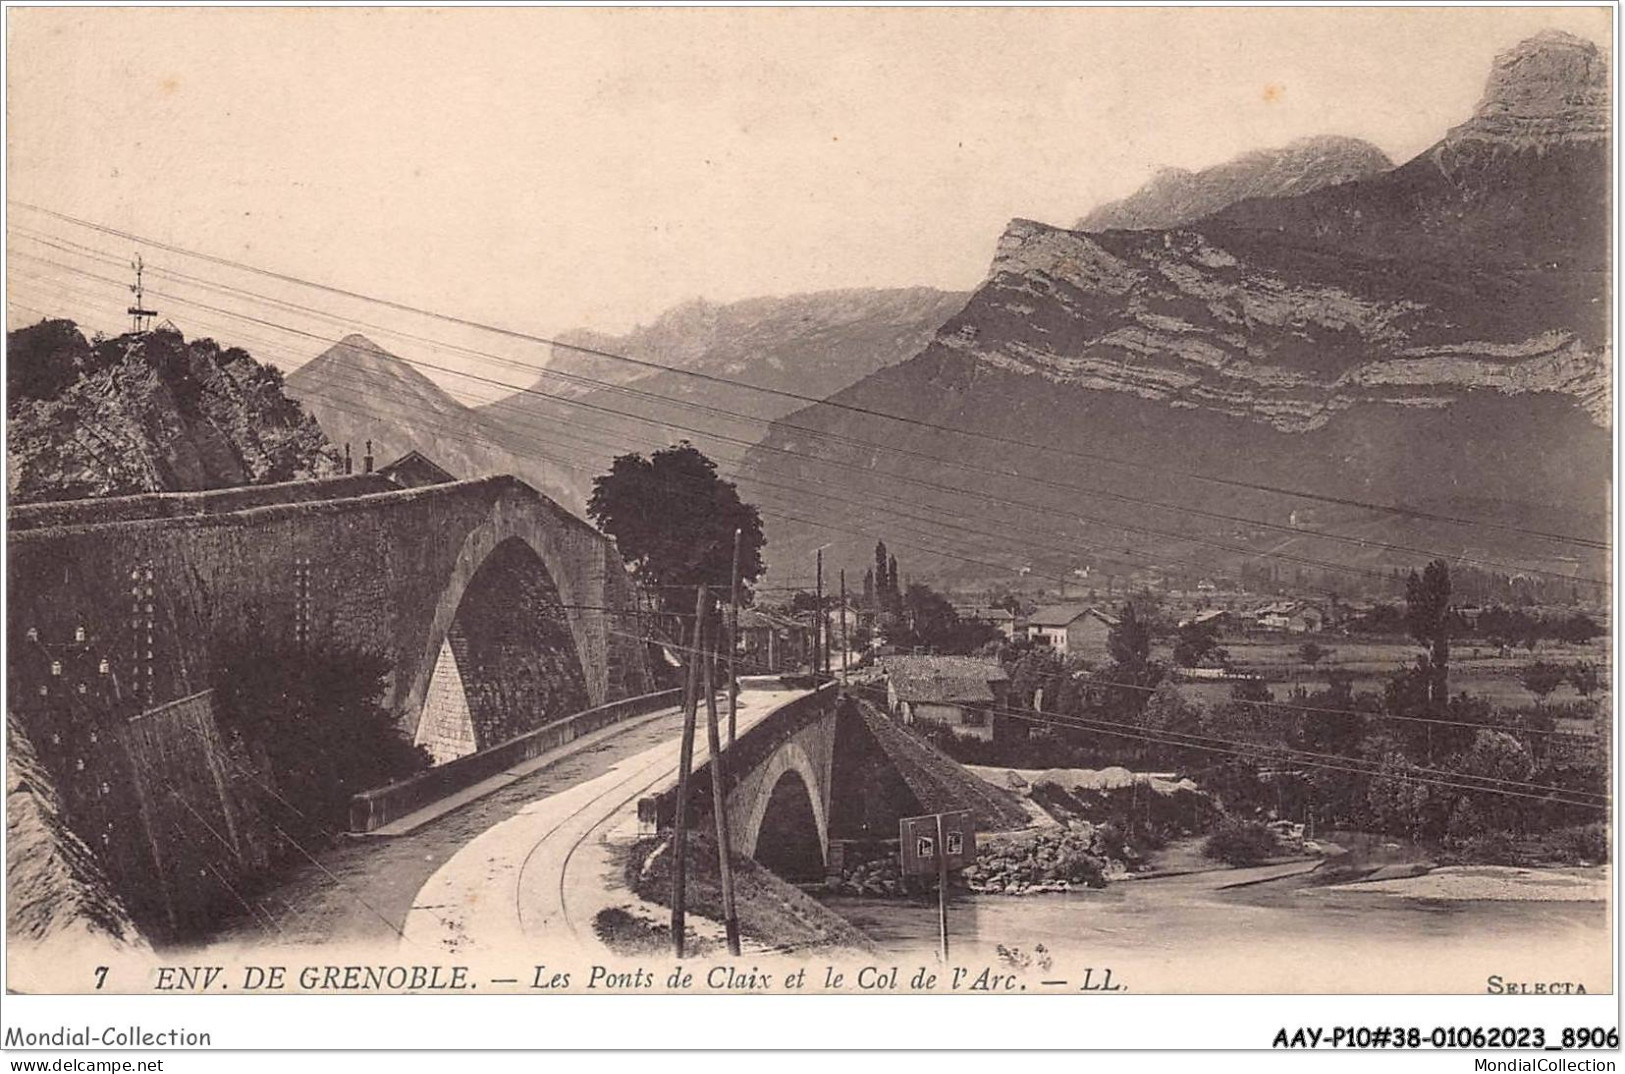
[333,333,390,355]
[288,331,457,413]
[1076,136,1391,232]
[1446,30,1609,148]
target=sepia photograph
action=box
[0,2,1618,1058]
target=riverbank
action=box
[818,856,1609,992]
[1319,864,1608,902]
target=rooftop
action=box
[1029,604,1117,628]
[881,655,1008,704]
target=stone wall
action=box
[6,685,278,943]
[7,474,396,531]
[120,691,277,937]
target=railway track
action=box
[400,688,807,957]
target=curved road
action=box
[399,687,809,959]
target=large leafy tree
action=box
[1456,729,1535,835]
[588,442,766,614]
[1172,620,1224,668]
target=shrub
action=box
[213,631,431,840]
[1202,819,1279,866]
[1453,831,1521,866]
[7,318,96,402]
[1541,824,1609,865]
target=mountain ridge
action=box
[739,30,1611,592]
[477,287,970,510]
[1077,135,1394,232]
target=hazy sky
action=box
[6,6,1612,397]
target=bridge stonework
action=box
[7,474,652,939]
[727,708,837,866]
[10,475,650,727]
[647,686,842,881]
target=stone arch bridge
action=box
[641,685,978,884]
[8,473,654,766]
[9,473,657,937]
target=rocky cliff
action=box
[7,714,148,981]
[739,31,1611,593]
[1214,30,1610,268]
[1077,136,1393,232]
[7,321,340,504]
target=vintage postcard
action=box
[1,3,1617,1057]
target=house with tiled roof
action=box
[1026,605,1118,662]
[957,605,1020,640]
[880,655,1010,741]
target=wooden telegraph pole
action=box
[728,528,741,749]
[839,569,849,682]
[815,548,825,679]
[935,812,950,963]
[704,639,741,955]
[669,585,707,958]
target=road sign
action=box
[898,810,976,963]
[899,810,974,876]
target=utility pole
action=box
[704,640,741,955]
[728,528,741,749]
[127,253,158,334]
[815,547,825,679]
[839,569,849,682]
[669,585,707,959]
[935,812,950,963]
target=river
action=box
[819,855,1610,993]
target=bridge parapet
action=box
[7,474,398,532]
[350,688,684,832]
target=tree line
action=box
[944,560,1606,866]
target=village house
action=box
[957,605,1019,640]
[1026,604,1118,662]
[880,655,1010,741]
[1177,608,1229,631]
[1251,601,1325,633]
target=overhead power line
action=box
[14,283,1099,590]
[12,252,1603,592]
[14,228,1536,582]
[1015,660,1604,743]
[10,200,1608,552]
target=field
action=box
[1161,632,1610,711]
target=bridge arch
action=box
[737,739,829,879]
[401,510,600,753]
